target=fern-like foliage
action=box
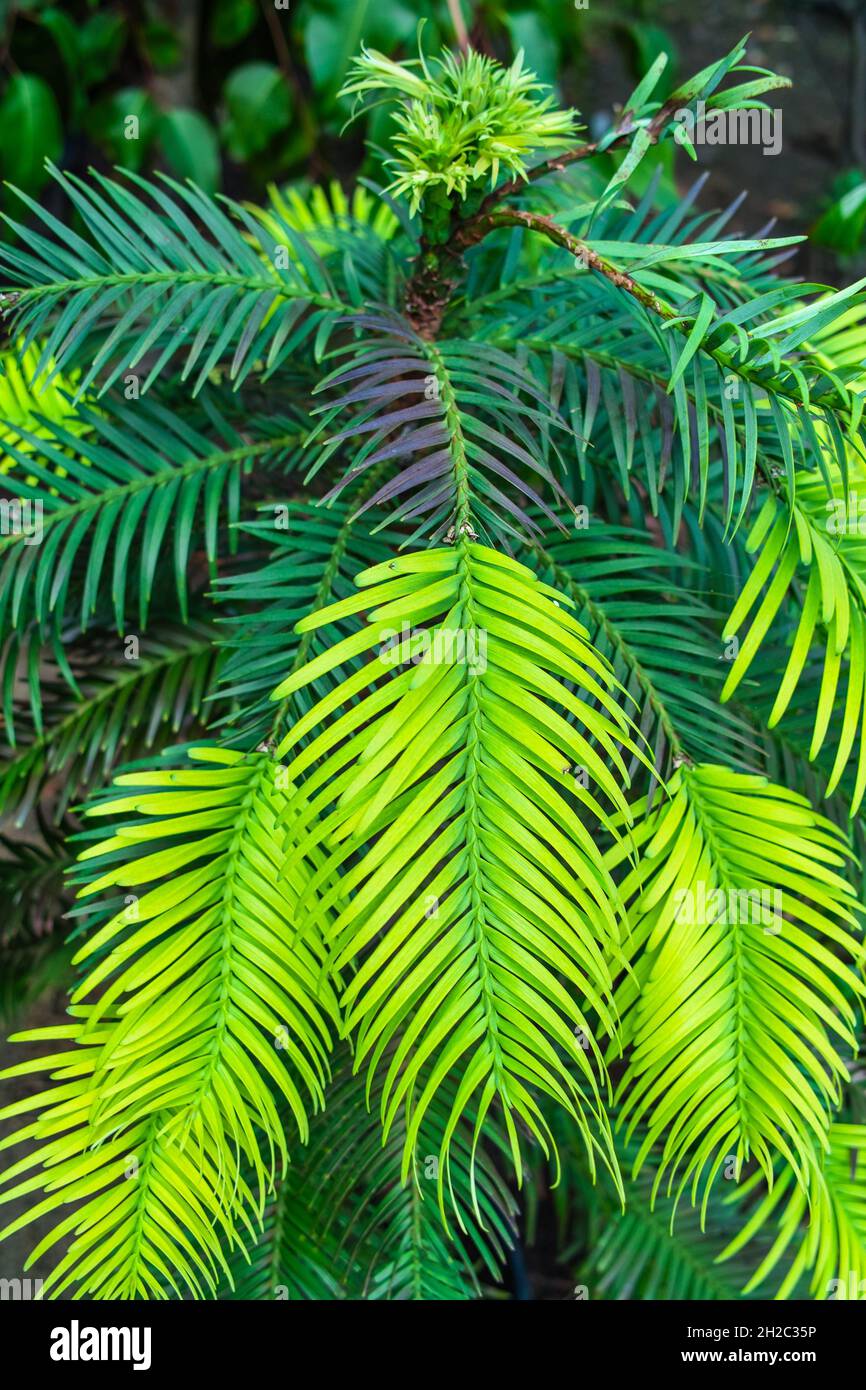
[526,522,753,773]
[71,747,338,1149]
[721,468,866,811]
[718,1122,866,1300]
[0,166,345,396]
[274,540,642,1190]
[0,620,221,821]
[0,340,84,472]
[308,322,570,543]
[0,1014,248,1298]
[214,497,399,745]
[576,1130,778,1301]
[2,36,866,1303]
[0,748,340,1297]
[223,1057,515,1300]
[0,397,302,641]
[607,764,864,1202]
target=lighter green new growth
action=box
[341,44,579,214]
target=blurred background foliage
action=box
[0,0,863,276]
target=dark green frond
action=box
[0,166,346,396]
[225,1057,516,1301]
[0,620,222,823]
[0,398,302,644]
[577,1133,778,1301]
[0,816,73,1026]
[215,500,399,746]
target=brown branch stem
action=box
[464,207,675,321]
[474,129,631,214]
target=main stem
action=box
[403,193,673,341]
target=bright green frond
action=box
[608,763,864,1204]
[273,539,645,1192]
[719,1122,866,1300]
[71,746,338,1146]
[527,523,753,771]
[0,340,84,474]
[261,179,399,249]
[0,1016,250,1299]
[0,746,341,1296]
[721,475,866,810]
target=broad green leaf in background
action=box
[366,0,419,50]
[159,109,221,193]
[86,87,159,173]
[78,9,126,89]
[211,0,259,48]
[0,74,62,194]
[504,12,560,89]
[221,62,293,160]
[813,172,866,259]
[626,20,678,99]
[304,0,373,99]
